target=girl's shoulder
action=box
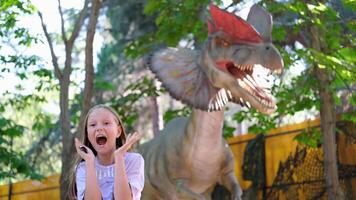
[77,160,86,167]
[76,161,87,173]
[125,152,144,166]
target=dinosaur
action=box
[138,4,284,200]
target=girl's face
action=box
[86,108,121,155]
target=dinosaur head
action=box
[201,4,284,114]
[147,4,283,114]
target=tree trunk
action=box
[311,26,345,200]
[39,0,90,199]
[315,66,344,199]
[59,76,75,200]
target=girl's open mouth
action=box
[96,135,107,145]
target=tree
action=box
[38,0,102,198]
[0,0,45,182]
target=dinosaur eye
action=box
[265,46,270,50]
[215,38,230,47]
[222,40,229,47]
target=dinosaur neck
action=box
[185,109,225,155]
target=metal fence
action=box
[227,119,356,200]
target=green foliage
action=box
[294,128,322,148]
[232,0,356,136]
[163,107,191,124]
[233,109,278,134]
[99,0,157,64]
[0,115,43,181]
[223,122,235,139]
[125,34,156,59]
[342,111,356,123]
[0,0,37,46]
[109,77,163,131]
[94,77,116,91]
[0,0,58,182]
[144,0,211,46]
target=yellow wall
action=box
[0,175,59,200]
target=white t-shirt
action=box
[76,152,144,200]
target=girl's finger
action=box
[74,138,84,155]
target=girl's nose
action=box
[95,126,103,132]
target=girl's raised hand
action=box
[115,132,142,157]
[74,138,95,162]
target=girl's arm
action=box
[84,159,102,200]
[113,132,142,200]
[74,138,102,200]
[114,154,133,200]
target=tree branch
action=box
[77,0,102,137]
[57,0,67,43]
[67,0,89,45]
[37,11,62,80]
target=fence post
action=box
[8,181,12,200]
[262,134,267,200]
[8,137,13,200]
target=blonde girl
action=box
[68,104,144,200]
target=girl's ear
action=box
[116,125,121,138]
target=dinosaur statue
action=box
[138,4,284,200]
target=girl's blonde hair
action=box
[68,104,126,199]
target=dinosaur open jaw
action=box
[225,62,276,112]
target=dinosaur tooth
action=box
[220,91,227,105]
[239,97,244,104]
[246,101,251,108]
[243,77,256,90]
[224,90,229,103]
[226,90,233,99]
[275,68,282,74]
[217,95,223,108]
[215,101,219,110]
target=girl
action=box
[68,104,144,200]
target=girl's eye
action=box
[89,124,95,127]
[104,122,110,125]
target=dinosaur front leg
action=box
[221,171,243,200]
[176,179,206,200]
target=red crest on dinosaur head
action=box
[208,4,263,44]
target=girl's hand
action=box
[114,132,142,158]
[75,138,95,162]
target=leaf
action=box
[341,112,356,123]
[33,69,53,78]
[338,48,356,63]
[223,123,235,139]
[94,78,115,91]
[163,107,191,123]
[294,128,322,148]
[4,127,23,137]
[343,0,356,11]
[0,118,7,127]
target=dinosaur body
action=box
[139,4,284,199]
[140,110,240,199]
